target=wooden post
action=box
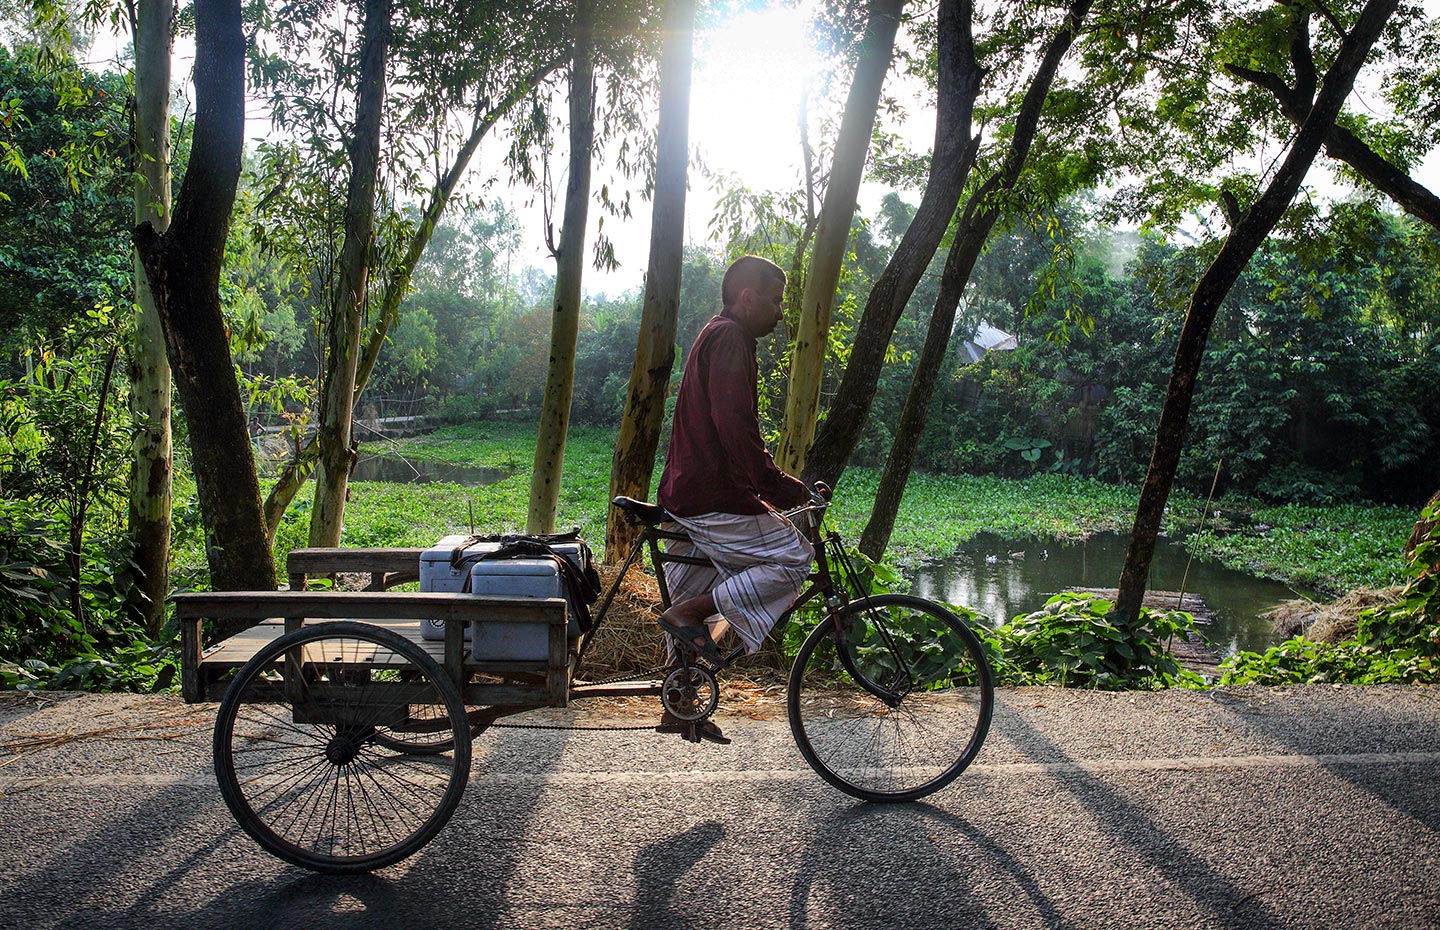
[444,612,465,690]
[547,603,569,708]
[180,612,202,702]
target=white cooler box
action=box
[419,535,584,660]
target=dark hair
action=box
[721,255,786,308]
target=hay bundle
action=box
[578,564,668,677]
[1262,586,1406,643]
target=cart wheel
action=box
[214,621,470,873]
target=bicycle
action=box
[595,482,994,803]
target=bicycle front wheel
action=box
[213,621,471,873]
[787,594,993,802]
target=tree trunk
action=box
[860,0,1091,558]
[800,0,996,489]
[775,0,904,475]
[527,0,595,535]
[605,0,694,563]
[1112,0,1400,623]
[261,61,558,545]
[125,0,173,636]
[135,0,276,622]
[309,0,391,548]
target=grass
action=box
[286,420,1414,596]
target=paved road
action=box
[1,685,1438,930]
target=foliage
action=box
[907,212,1440,506]
[1219,499,1440,686]
[1185,501,1413,593]
[0,46,131,357]
[982,591,1204,690]
[0,499,177,692]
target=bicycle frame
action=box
[575,500,915,708]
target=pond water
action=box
[909,532,1316,658]
[351,455,511,486]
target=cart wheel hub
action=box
[326,732,363,766]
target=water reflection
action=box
[909,532,1316,658]
[350,455,511,486]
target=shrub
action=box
[1219,499,1440,685]
[983,591,1203,690]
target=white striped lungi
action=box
[661,509,815,658]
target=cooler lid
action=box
[420,535,489,564]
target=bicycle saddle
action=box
[611,496,670,526]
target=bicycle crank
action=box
[660,665,720,722]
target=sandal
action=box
[656,616,725,664]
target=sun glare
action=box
[690,3,824,193]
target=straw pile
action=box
[579,564,669,677]
[577,565,791,682]
[1262,586,1406,643]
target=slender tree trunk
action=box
[135,0,276,623]
[775,0,904,474]
[309,0,391,548]
[126,0,173,636]
[801,0,996,489]
[70,345,120,624]
[860,0,1090,558]
[1112,0,1399,623]
[261,62,558,545]
[527,0,595,534]
[605,0,694,562]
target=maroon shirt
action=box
[658,310,809,517]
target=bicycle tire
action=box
[213,621,471,873]
[787,594,993,802]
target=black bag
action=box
[448,530,602,633]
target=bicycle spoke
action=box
[214,623,470,872]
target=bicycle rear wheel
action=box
[787,594,993,802]
[213,621,471,873]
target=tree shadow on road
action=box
[992,699,1288,930]
[1196,687,1440,833]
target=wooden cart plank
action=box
[176,581,572,706]
[198,618,556,671]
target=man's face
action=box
[738,278,785,340]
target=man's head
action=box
[722,255,786,339]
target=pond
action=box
[909,531,1317,658]
[350,455,512,486]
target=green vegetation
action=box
[982,592,1203,690]
[1187,502,1414,592]
[1219,501,1440,686]
[325,423,1413,595]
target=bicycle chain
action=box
[481,663,673,732]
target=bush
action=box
[435,393,499,425]
[983,591,1203,690]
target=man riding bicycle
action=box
[653,255,815,744]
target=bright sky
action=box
[561,2,833,295]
